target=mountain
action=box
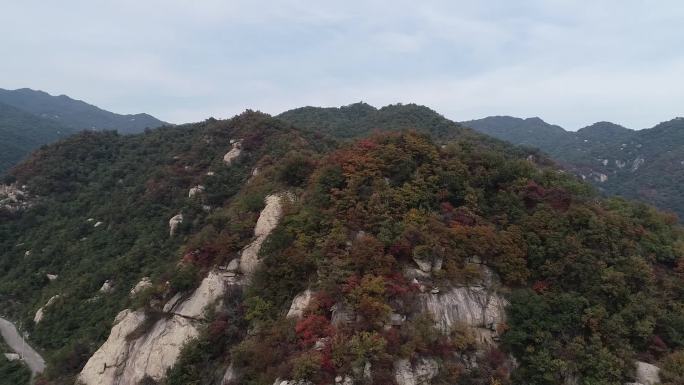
[0,102,75,172]
[280,102,477,141]
[0,88,167,175]
[465,115,684,219]
[0,88,166,134]
[0,105,682,385]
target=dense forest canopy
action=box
[465,115,684,220]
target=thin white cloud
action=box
[0,0,682,128]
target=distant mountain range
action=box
[0,88,166,174]
[464,115,684,218]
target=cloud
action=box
[0,0,682,128]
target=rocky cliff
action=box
[78,193,288,385]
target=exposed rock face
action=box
[46,273,58,281]
[418,286,506,345]
[0,184,30,211]
[34,295,60,324]
[287,289,313,318]
[393,358,439,385]
[4,353,20,361]
[78,309,199,385]
[78,270,235,385]
[169,213,183,237]
[634,361,660,385]
[223,140,242,165]
[169,270,230,319]
[130,277,152,297]
[100,280,114,293]
[80,192,290,385]
[239,194,288,277]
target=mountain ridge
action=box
[464,114,684,218]
[0,88,167,175]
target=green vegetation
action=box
[0,339,31,385]
[0,87,166,174]
[186,130,683,385]
[465,115,684,220]
[0,102,74,173]
[0,104,682,385]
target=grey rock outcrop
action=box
[287,289,313,318]
[634,361,660,385]
[100,280,114,293]
[239,193,289,277]
[418,286,506,345]
[188,185,205,198]
[223,140,242,166]
[393,358,439,385]
[169,213,183,237]
[0,184,31,211]
[34,295,60,324]
[78,270,235,385]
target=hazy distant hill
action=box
[0,88,166,174]
[465,115,684,218]
[0,102,74,173]
[0,88,166,134]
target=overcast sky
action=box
[1,0,682,129]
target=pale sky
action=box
[1,0,682,129]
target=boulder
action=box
[223,141,242,166]
[287,289,313,318]
[169,214,183,237]
[100,280,114,293]
[635,361,660,385]
[46,274,58,281]
[188,185,205,198]
[4,353,20,361]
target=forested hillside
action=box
[0,107,682,385]
[0,102,74,172]
[0,88,167,174]
[465,116,684,219]
[0,88,166,134]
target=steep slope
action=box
[0,102,75,172]
[464,116,684,219]
[0,108,682,385]
[0,88,166,134]
[0,111,333,384]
